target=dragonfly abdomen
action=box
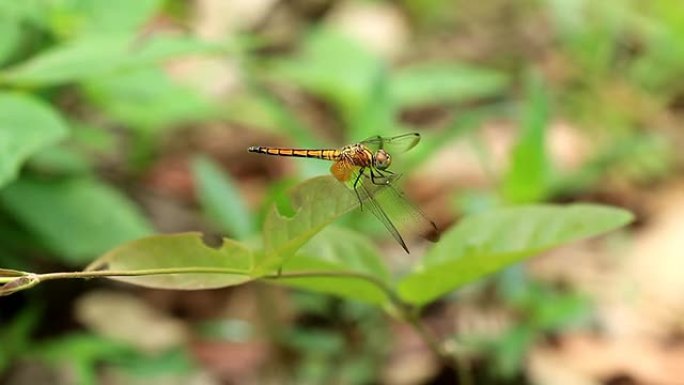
[248,146,340,160]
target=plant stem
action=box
[265,270,403,307]
[406,311,473,385]
[34,267,251,282]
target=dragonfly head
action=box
[373,149,392,170]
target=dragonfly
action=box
[248,133,439,253]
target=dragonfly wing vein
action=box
[356,174,410,253]
[360,133,421,153]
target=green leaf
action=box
[30,332,135,385]
[284,328,344,354]
[86,232,253,290]
[492,325,535,378]
[70,122,117,155]
[84,68,217,132]
[0,92,69,188]
[2,35,130,85]
[47,0,162,38]
[259,176,359,271]
[0,1,48,32]
[116,348,194,377]
[0,304,42,371]
[275,226,391,304]
[502,72,551,203]
[403,104,499,170]
[351,67,395,140]
[391,63,509,107]
[551,132,674,195]
[191,156,255,240]
[398,204,633,305]
[28,145,93,176]
[402,0,453,24]
[0,177,153,263]
[33,332,133,365]
[0,12,21,65]
[2,34,228,87]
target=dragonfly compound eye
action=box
[374,150,392,170]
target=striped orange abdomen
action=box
[248,146,340,161]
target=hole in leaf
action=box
[201,233,223,249]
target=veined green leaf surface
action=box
[398,204,633,306]
[274,226,391,304]
[259,176,359,272]
[86,233,253,290]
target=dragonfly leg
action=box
[353,168,365,210]
[370,168,390,185]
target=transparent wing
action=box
[353,172,439,253]
[360,133,421,154]
[356,176,409,252]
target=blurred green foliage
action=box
[0,177,153,263]
[192,156,255,241]
[0,0,680,382]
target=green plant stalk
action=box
[406,311,473,385]
[0,266,471,382]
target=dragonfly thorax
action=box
[342,144,392,170]
[341,144,374,168]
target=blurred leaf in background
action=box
[502,72,551,203]
[0,93,69,188]
[45,0,163,39]
[0,177,153,264]
[0,4,22,66]
[191,156,256,241]
[391,63,509,108]
[270,28,388,140]
[29,333,193,385]
[0,304,42,373]
[1,34,228,87]
[84,68,218,134]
